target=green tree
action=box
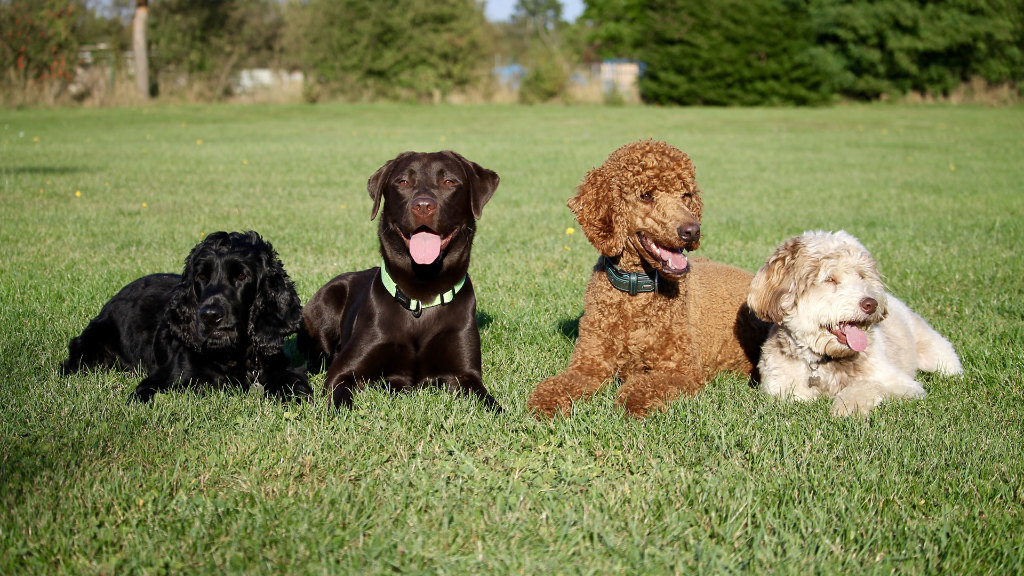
[579,0,646,60]
[510,0,575,103]
[0,1,79,93]
[284,0,492,102]
[147,0,285,99]
[811,0,1024,99]
[636,0,838,105]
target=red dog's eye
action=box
[639,191,654,202]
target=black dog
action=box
[300,151,501,411]
[62,231,312,403]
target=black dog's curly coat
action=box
[62,231,312,403]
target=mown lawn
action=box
[1,102,1022,574]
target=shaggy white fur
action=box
[747,230,963,415]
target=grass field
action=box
[1,102,1022,574]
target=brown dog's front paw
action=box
[526,390,572,419]
[616,374,686,418]
[615,389,664,419]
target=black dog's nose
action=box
[199,305,225,327]
[412,197,436,218]
[677,222,701,242]
[860,297,878,315]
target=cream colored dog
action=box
[747,231,963,415]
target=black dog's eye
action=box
[639,191,654,203]
[235,273,247,283]
[197,274,209,283]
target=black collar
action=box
[602,256,658,295]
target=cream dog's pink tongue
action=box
[841,324,868,352]
[409,231,441,265]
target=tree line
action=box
[2,0,1021,107]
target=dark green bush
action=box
[635,0,839,105]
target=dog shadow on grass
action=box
[556,314,582,342]
[476,311,493,331]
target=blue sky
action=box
[484,0,585,22]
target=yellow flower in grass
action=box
[565,227,575,235]
[196,139,203,146]
[74,190,81,197]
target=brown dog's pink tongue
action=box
[666,250,687,271]
[842,324,868,352]
[410,231,441,265]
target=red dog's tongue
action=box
[841,324,868,352]
[665,250,688,271]
[409,231,441,265]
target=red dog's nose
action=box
[677,222,701,243]
[412,197,436,218]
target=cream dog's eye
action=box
[824,276,836,284]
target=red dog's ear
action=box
[568,163,627,257]
[748,235,805,323]
[366,152,415,220]
[443,150,499,219]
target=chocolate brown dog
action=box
[300,151,501,411]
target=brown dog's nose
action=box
[412,197,436,218]
[860,297,878,315]
[677,222,701,243]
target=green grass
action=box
[2,102,1022,574]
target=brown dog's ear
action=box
[568,163,627,256]
[443,150,499,219]
[367,152,415,220]
[747,235,804,323]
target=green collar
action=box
[602,256,658,295]
[380,260,466,317]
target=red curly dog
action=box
[528,140,769,418]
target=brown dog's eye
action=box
[639,191,654,203]
[443,178,457,186]
[396,179,410,187]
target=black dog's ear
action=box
[443,150,499,219]
[248,236,302,356]
[367,152,416,221]
[166,238,210,351]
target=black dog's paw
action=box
[292,381,314,402]
[481,394,504,414]
[127,386,156,404]
[266,379,314,403]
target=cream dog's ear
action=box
[568,163,628,257]
[748,236,804,323]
